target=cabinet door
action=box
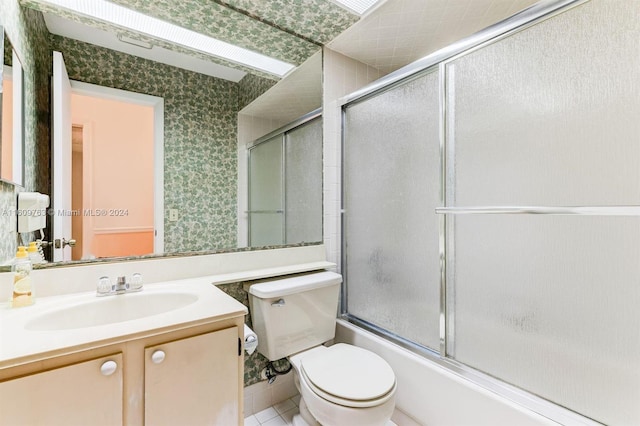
[144,327,239,426]
[0,353,123,426]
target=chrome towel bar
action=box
[435,206,640,216]
[245,210,284,214]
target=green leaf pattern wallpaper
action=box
[50,34,269,253]
[20,0,284,80]
[107,0,318,65]
[2,0,347,261]
[0,0,51,262]
[222,0,359,44]
[20,0,358,79]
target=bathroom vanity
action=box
[0,280,248,426]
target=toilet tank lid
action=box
[248,271,342,298]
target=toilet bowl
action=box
[246,271,397,425]
[289,344,396,426]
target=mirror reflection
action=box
[247,113,323,247]
[1,30,24,186]
[17,0,337,267]
[66,85,158,261]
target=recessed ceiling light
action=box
[331,0,384,15]
[33,0,295,77]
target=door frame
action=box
[69,81,165,254]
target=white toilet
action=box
[246,271,397,426]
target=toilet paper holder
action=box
[243,324,258,355]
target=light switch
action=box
[169,209,179,221]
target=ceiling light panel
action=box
[332,0,383,15]
[35,0,295,77]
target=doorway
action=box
[68,82,164,260]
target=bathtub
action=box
[334,319,565,426]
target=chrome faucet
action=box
[115,276,129,293]
[97,273,143,296]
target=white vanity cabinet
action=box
[0,353,124,426]
[0,280,249,425]
[0,317,245,426]
[144,327,240,426]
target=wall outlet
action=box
[169,209,179,221]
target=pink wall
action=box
[71,93,154,258]
[1,79,13,180]
[92,231,154,258]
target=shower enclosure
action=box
[248,111,322,246]
[341,1,640,424]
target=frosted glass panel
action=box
[450,215,640,425]
[249,136,283,245]
[447,0,640,206]
[285,118,322,244]
[344,71,441,350]
[250,213,283,247]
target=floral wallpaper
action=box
[51,35,243,253]
[218,281,284,387]
[0,181,16,263]
[238,73,277,111]
[19,0,325,79]
[20,0,359,79]
[20,0,281,80]
[3,36,12,65]
[0,1,51,263]
[108,0,319,66]
[223,0,359,44]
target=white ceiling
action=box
[240,52,322,123]
[328,0,540,75]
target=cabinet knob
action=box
[151,350,166,364]
[100,360,118,376]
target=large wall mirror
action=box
[10,0,347,268]
[1,27,25,187]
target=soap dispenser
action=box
[27,241,44,264]
[12,246,34,308]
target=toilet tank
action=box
[246,271,342,361]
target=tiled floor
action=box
[244,394,414,426]
[244,395,301,426]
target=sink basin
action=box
[25,291,199,331]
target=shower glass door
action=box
[285,117,323,244]
[248,115,323,246]
[343,70,442,351]
[342,1,640,424]
[444,2,640,422]
[248,135,284,246]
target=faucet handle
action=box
[97,276,112,296]
[96,274,142,297]
[130,273,143,291]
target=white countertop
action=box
[0,278,247,368]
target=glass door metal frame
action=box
[247,109,322,246]
[339,1,602,424]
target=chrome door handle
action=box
[54,238,76,248]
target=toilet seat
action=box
[299,343,396,408]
